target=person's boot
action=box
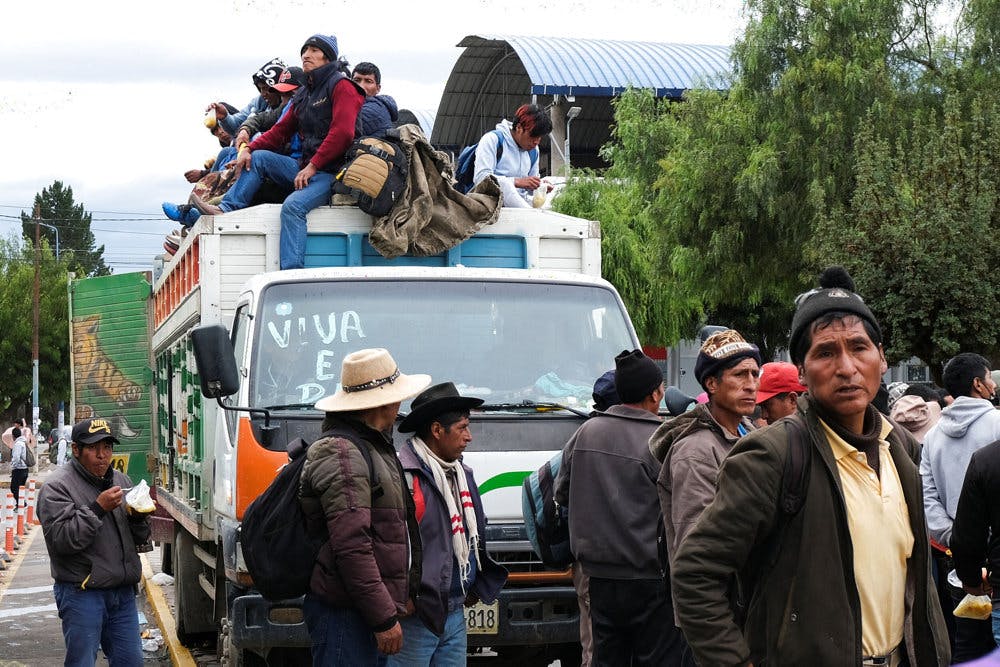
[189,192,223,216]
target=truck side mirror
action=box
[664,386,696,417]
[191,325,240,398]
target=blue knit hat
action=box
[301,34,338,63]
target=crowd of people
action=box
[158,31,554,267]
[34,262,1000,666]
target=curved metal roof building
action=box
[431,34,732,168]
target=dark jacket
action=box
[649,403,752,560]
[359,95,398,138]
[251,62,364,172]
[299,415,422,632]
[951,439,1000,590]
[671,399,950,667]
[398,441,507,635]
[553,404,663,579]
[36,460,150,589]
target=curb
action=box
[141,553,197,667]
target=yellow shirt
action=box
[820,416,914,657]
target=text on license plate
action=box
[466,600,499,635]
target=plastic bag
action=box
[125,480,157,514]
[954,593,993,620]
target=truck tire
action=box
[173,525,216,643]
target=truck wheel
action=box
[173,525,216,643]
[161,542,173,576]
[220,618,270,667]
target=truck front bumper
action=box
[468,585,579,647]
[229,594,310,650]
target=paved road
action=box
[0,471,169,666]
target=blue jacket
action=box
[399,440,507,636]
[359,95,398,139]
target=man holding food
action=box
[37,417,153,666]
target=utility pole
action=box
[32,204,40,452]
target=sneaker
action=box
[162,202,185,222]
[166,233,183,246]
[189,192,223,216]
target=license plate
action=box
[466,600,499,635]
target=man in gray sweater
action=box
[554,349,684,666]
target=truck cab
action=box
[152,205,640,664]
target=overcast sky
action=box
[0,0,746,272]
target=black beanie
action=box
[614,350,663,403]
[694,329,762,390]
[788,266,880,365]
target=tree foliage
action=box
[557,0,1000,370]
[21,180,110,278]
[0,236,70,425]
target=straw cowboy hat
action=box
[314,348,431,412]
[398,382,484,433]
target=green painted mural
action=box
[70,272,154,484]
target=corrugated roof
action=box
[396,108,436,136]
[431,34,732,163]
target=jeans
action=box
[387,608,466,667]
[303,593,386,667]
[949,582,996,662]
[211,146,237,172]
[588,576,689,667]
[219,150,333,269]
[52,583,142,667]
[992,605,1000,647]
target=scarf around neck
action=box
[410,436,479,590]
[810,396,884,477]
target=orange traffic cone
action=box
[26,479,36,527]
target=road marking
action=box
[3,585,52,596]
[0,603,57,619]
[141,553,197,667]
[0,527,41,603]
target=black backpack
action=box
[335,136,408,217]
[240,429,381,601]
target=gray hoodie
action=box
[920,396,1000,545]
[553,405,663,579]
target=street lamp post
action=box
[564,106,582,175]
[36,221,59,260]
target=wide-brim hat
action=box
[398,382,484,433]
[314,348,430,413]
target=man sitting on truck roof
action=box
[352,61,398,139]
[191,34,366,270]
[473,103,552,208]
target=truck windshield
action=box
[250,279,636,412]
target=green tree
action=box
[21,180,110,278]
[0,236,70,426]
[557,0,951,361]
[814,93,1000,381]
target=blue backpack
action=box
[454,129,538,194]
[521,451,572,568]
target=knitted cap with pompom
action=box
[788,266,881,364]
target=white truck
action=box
[153,203,642,664]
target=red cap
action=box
[756,362,806,404]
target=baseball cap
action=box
[272,66,305,93]
[756,362,807,404]
[72,418,120,446]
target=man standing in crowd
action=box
[473,104,552,208]
[755,360,807,425]
[651,329,760,562]
[555,350,686,666]
[391,382,507,665]
[193,34,365,270]
[36,418,151,666]
[921,352,1000,660]
[672,267,950,666]
[299,348,430,664]
[10,426,28,507]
